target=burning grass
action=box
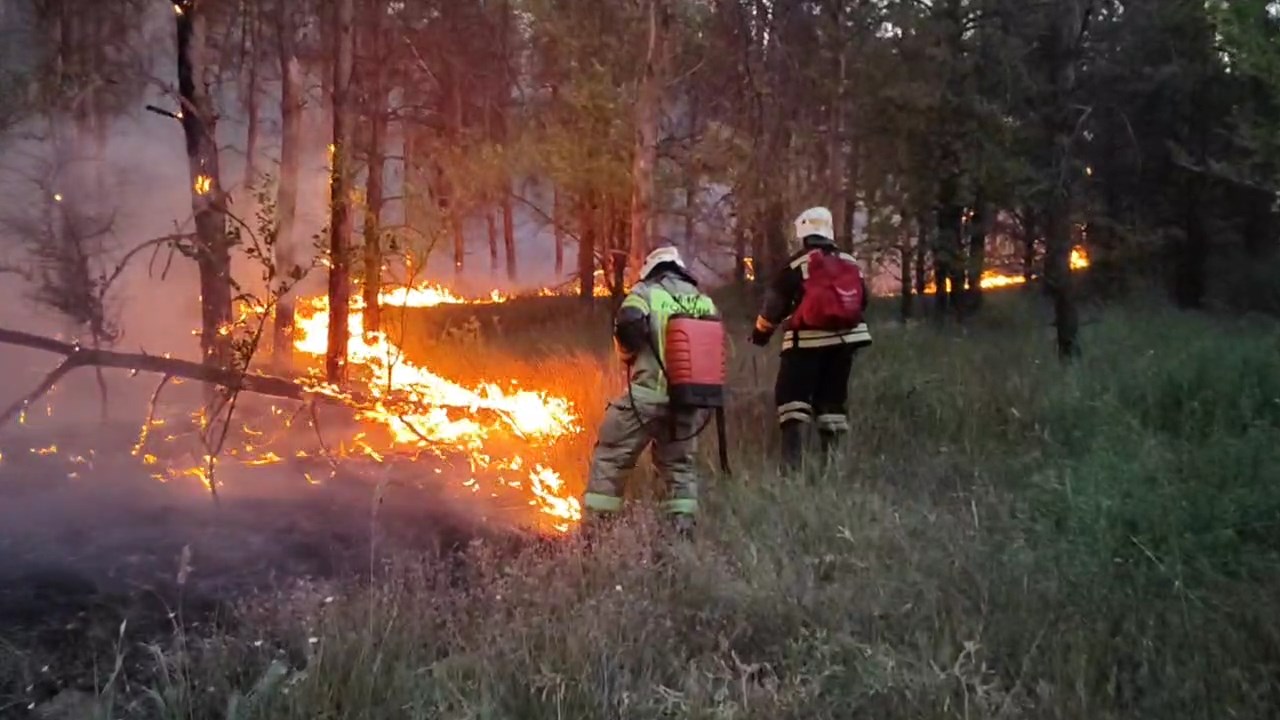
[4,289,1280,719]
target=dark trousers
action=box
[774,344,856,468]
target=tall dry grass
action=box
[10,290,1280,719]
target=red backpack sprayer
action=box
[661,314,730,474]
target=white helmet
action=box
[793,206,835,245]
[638,245,685,279]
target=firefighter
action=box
[748,206,872,472]
[581,246,719,535]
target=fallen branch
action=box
[0,327,343,428]
[1,327,528,438]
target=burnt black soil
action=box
[0,416,532,715]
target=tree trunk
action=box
[610,198,628,297]
[915,211,928,296]
[1039,4,1091,360]
[361,0,387,339]
[733,213,748,284]
[578,192,596,301]
[684,97,699,255]
[452,216,465,275]
[272,24,302,372]
[243,85,258,192]
[502,193,516,281]
[241,3,260,192]
[900,218,913,321]
[176,1,232,370]
[361,106,386,339]
[487,210,500,273]
[627,0,669,280]
[448,55,465,277]
[553,188,565,276]
[763,198,788,278]
[965,196,988,313]
[1022,209,1038,281]
[1045,189,1079,357]
[326,0,356,384]
[1173,180,1208,308]
[934,176,963,321]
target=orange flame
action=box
[291,279,583,531]
[924,246,1090,294]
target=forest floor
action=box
[2,288,1279,719]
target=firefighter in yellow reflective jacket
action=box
[581,246,719,534]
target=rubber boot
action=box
[818,431,841,474]
[579,510,616,548]
[779,421,805,475]
[669,513,695,541]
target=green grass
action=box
[19,290,1280,718]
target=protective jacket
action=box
[582,265,718,522]
[754,246,873,352]
[613,268,719,404]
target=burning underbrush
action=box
[0,283,621,711]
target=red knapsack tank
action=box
[791,250,865,330]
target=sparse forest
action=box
[1,0,1278,718]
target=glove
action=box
[749,328,771,347]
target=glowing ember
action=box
[292,278,583,531]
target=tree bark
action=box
[176,0,233,371]
[1022,208,1038,281]
[915,211,928,296]
[900,226,913,321]
[326,0,356,384]
[578,192,597,301]
[241,2,260,192]
[733,213,748,285]
[627,0,670,280]
[553,188,565,276]
[361,0,388,339]
[1039,2,1093,359]
[1044,189,1079,357]
[502,193,517,281]
[487,210,500,273]
[684,96,699,255]
[934,175,963,321]
[272,12,302,373]
[965,195,988,312]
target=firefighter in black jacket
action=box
[749,206,872,472]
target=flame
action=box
[291,278,583,531]
[194,174,212,195]
[923,246,1090,294]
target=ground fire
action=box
[291,282,584,531]
[6,248,1091,537]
